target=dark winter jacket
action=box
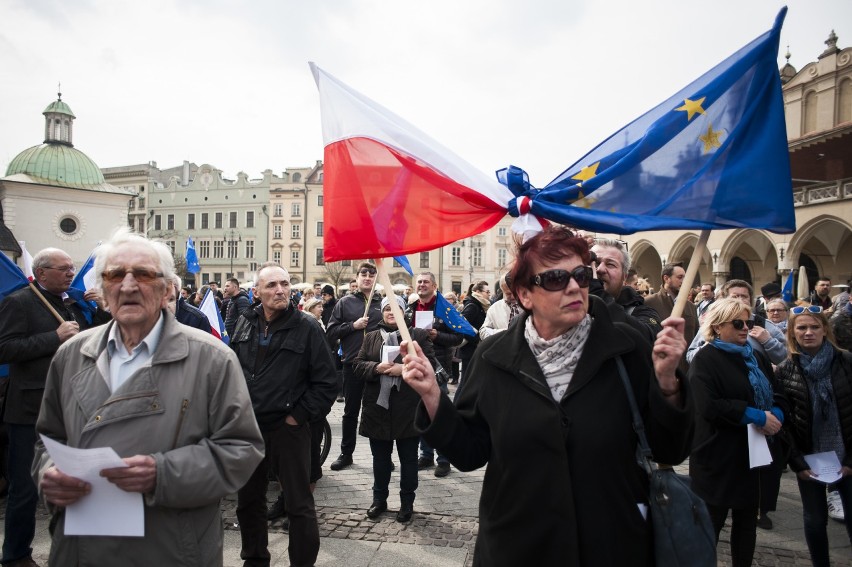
[405,296,464,377]
[231,304,337,430]
[175,297,211,333]
[831,306,852,351]
[775,346,852,472]
[224,289,251,337]
[416,296,693,567]
[459,295,487,358]
[354,325,435,440]
[688,344,788,509]
[326,291,383,363]
[588,280,662,344]
[0,286,110,424]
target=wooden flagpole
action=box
[374,258,416,355]
[28,281,66,324]
[671,229,711,319]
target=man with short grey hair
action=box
[33,229,263,566]
[0,247,111,567]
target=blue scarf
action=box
[711,339,773,410]
[798,341,835,420]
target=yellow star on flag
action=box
[569,190,597,209]
[698,123,723,153]
[675,97,706,121]
[571,162,600,183]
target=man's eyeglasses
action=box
[102,267,165,283]
[791,305,823,315]
[766,308,788,313]
[531,266,593,291]
[359,268,377,276]
[43,266,75,273]
[726,319,755,330]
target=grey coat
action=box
[33,312,264,566]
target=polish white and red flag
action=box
[199,289,227,343]
[310,63,538,262]
[18,241,34,281]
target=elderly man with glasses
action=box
[31,230,263,566]
[0,247,111,567]
[326,262,384,471]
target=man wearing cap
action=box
[756,281,783,320]
[326,263,383,470]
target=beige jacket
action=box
[33,312,264,567]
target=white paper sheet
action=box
[40,434,145,537]
[803,451,843,484]
[381,345,401,364]
[415,311,434,330]
[747,425,773,468]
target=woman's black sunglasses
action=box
[531,266,593,291]
[726,319,755,330]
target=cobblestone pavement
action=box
[5,383,852,565]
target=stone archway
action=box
[668,232,712,289]
[787,215,852,288]
[718,229,780,290]
[630,239,662,290]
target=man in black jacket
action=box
[326,263,383,470]
[223,277,250,337]
[231,265,337,567]
[591,239,662,344]
[0,247,110,567]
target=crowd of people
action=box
[0,225,850,566]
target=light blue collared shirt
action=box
[106,313,165,393]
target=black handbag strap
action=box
[615,356,655,476]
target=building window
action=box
[249,262,258,272]
[201,213,209,229]
[187,213,195,230]
[291,250,300,267]
[59,216,78,235]
[136,217,145,233]
[451,247,461,266]
[227,240,239,260]
[315,249,324,266]
[317,194,323,207]
[342,260,351,267]
[166,241,175,255]
[497,248,507,267]
[291,224,301,239]
[229,211,237,229]
[167,214,174,231]
[273,225,282,239]
[215,212,223,229]
[154,214,162,231]
[273,250,281,263]
[202,273,210,285]
[498,226,507,237]
[293,173,301,182]
[316,221,323,237]
[291,202,301,217]
[213,272,222,285]
[473,248,483,267]
[420,252,429,268]
[213,240,224,259]
[199,240,210,259]
[245,240,254,258]
[274,203,283,217]
[246,211,254,228]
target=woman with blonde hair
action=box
[688,297,788,566]
[775,306,852,567]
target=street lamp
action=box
[224,230,242,279]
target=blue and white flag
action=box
[781,270,794,303]
[67,246,100,324]
[186,237,201,274]
[435,291,476,336]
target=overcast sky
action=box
[1,0,849,187]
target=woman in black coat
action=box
[400,226,693,566]
[456,280,490,396]
[689,297,788,567]
[353,295,435,523]
[776,307,852,567]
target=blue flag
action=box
[0,253,29,300]
[186,236,201,274]
[435,291,476,337]
[499,8,794,235]
[67,246,99,324]
[394,256,413,276]
[781,270,794,303]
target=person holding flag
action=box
[0,247,111,567]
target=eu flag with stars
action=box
[186,237,201,274]
[516,8,794,235]
[435,292,476,337]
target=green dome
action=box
[43,99,75,118]
[5,143,106,188]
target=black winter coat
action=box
[405,299,464,376]
[688,344,788,508]
[326,292,383,362]
[459,295,487,358]
[416,296,693,567]
[354,326,435,441]
[0,286,110,424]
[231,305,337,430]
[775,346,852,472]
